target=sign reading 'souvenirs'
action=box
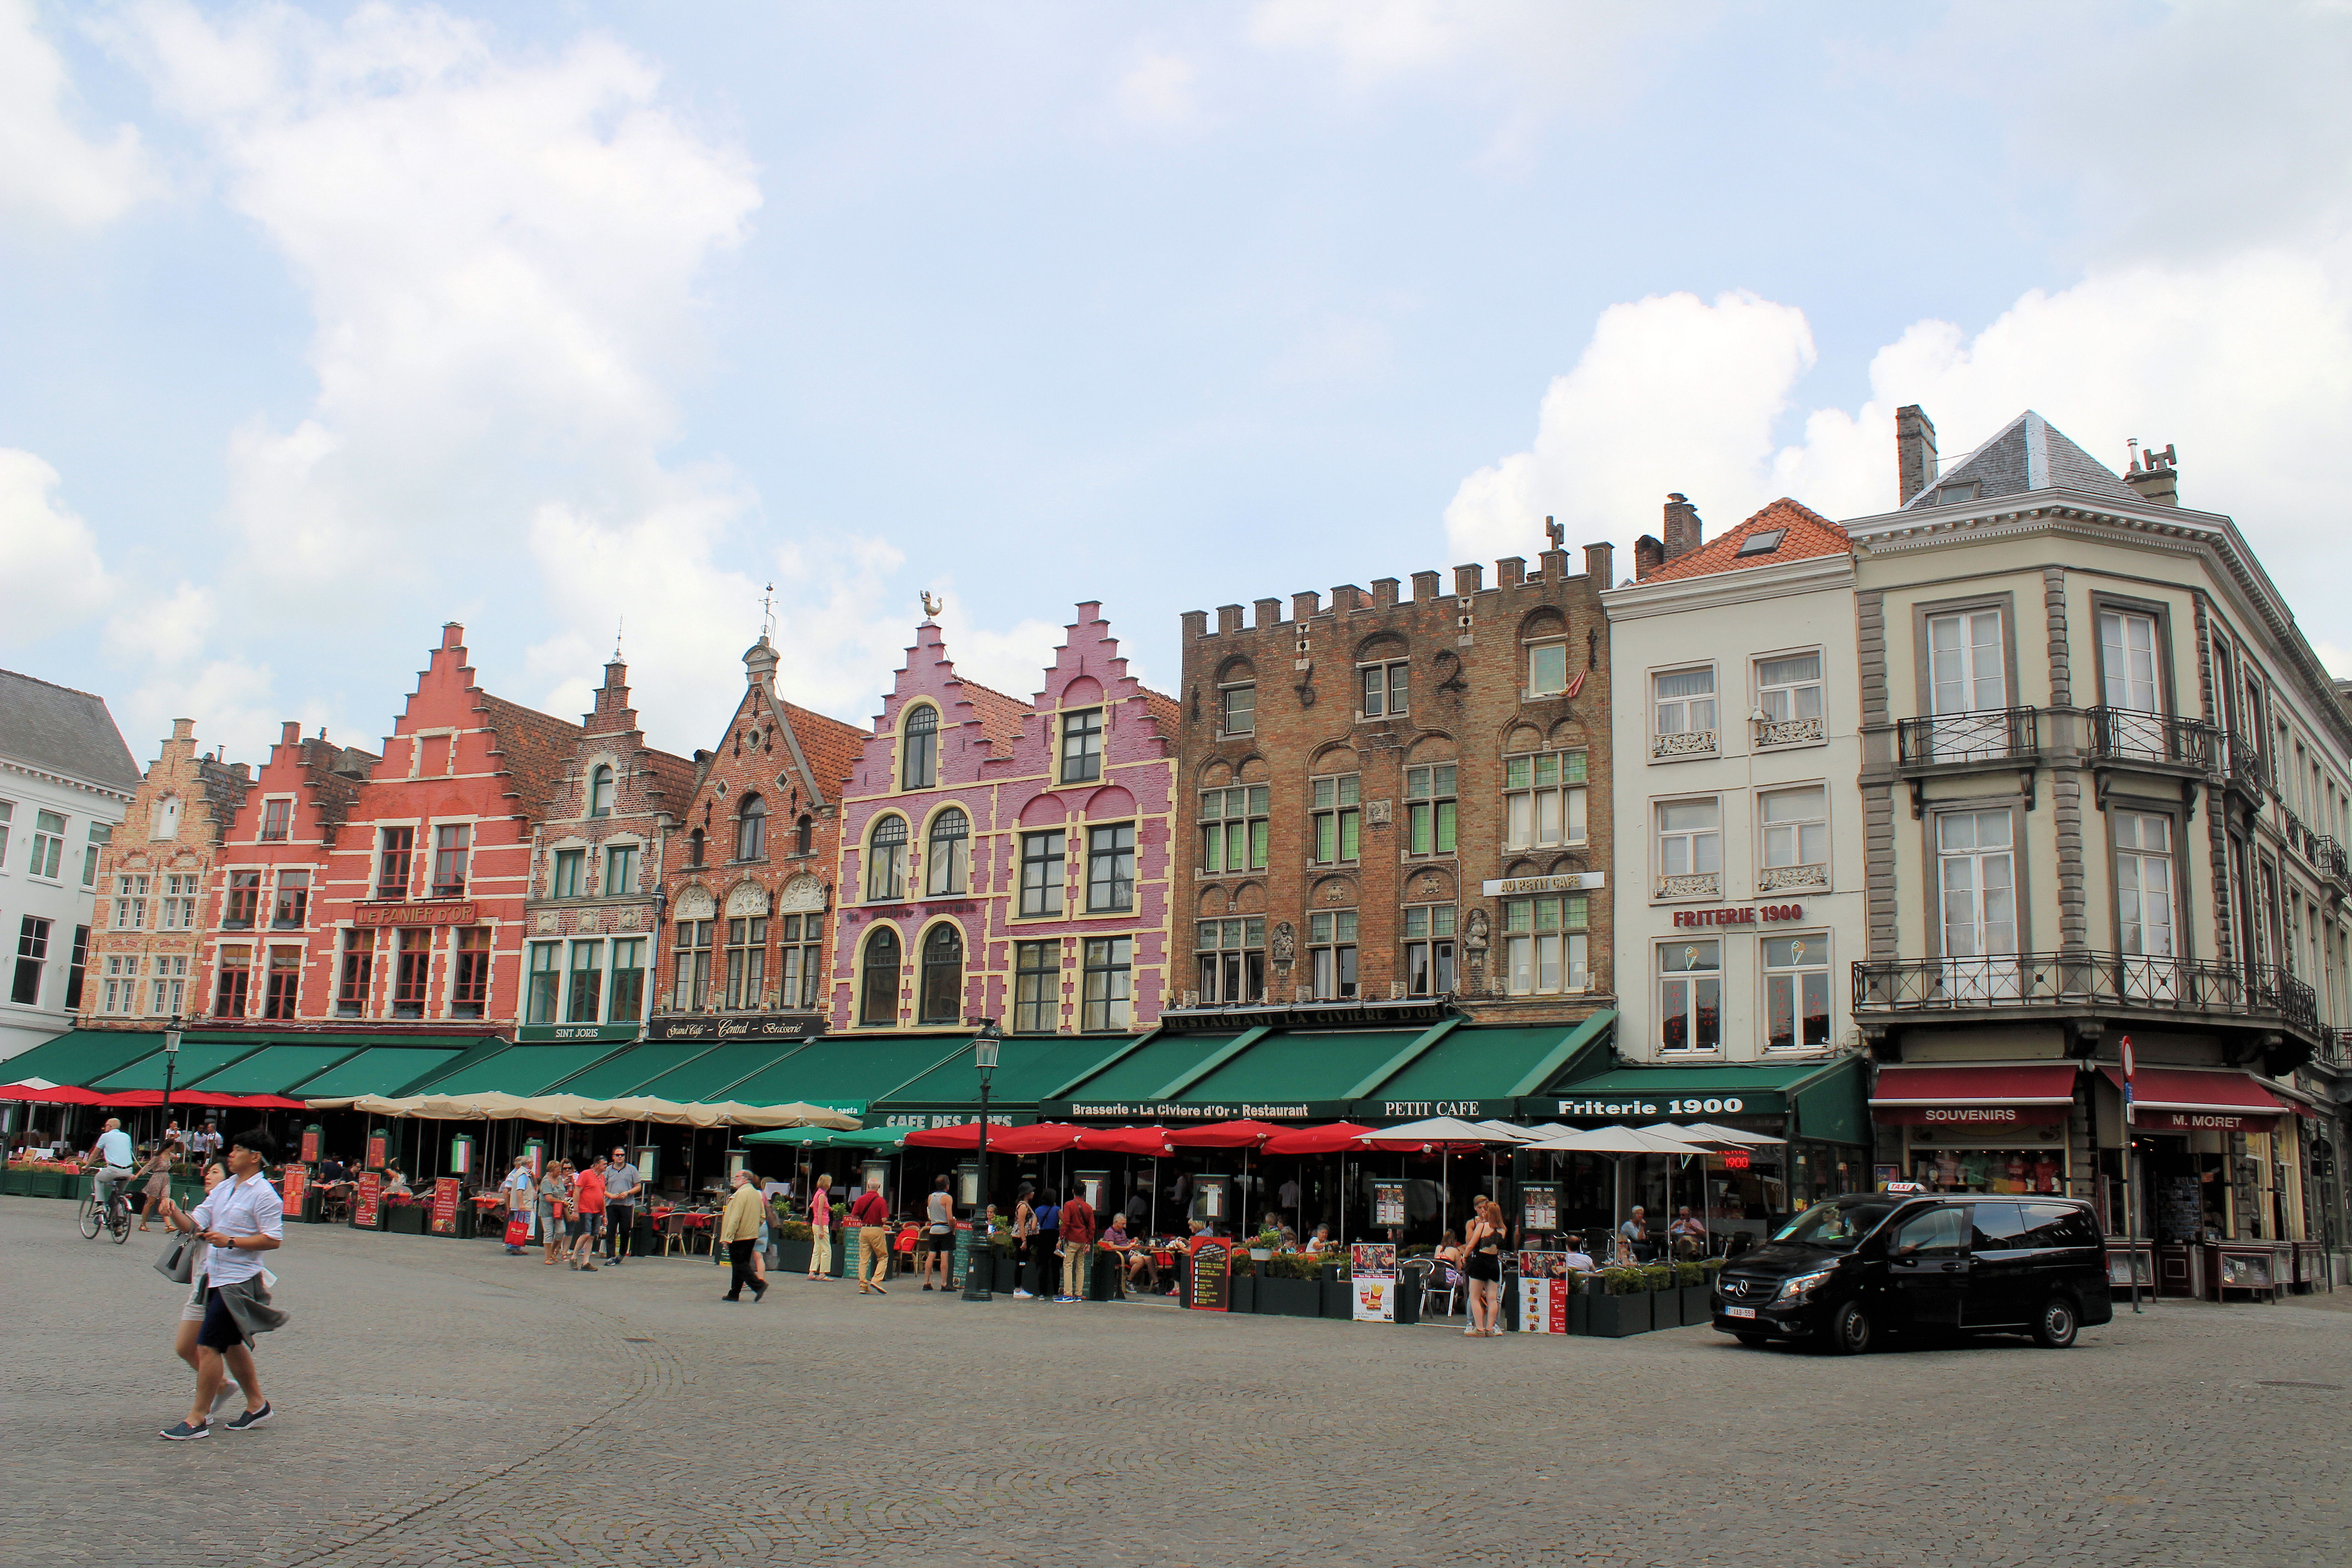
[1188,1240,1230,1312]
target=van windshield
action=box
[1771,1199,1901,1251]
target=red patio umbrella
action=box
[1074,1126,1172,1156]
[1260,1122,1376,1156]
[92,1089,166,1108]
[904,1121,1085,1154]
[1166,1120,1285,1148]
[0,1084,106,1104]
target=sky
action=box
[5,0,2352,767]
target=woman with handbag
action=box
[539,1161,571,1266]
[136,1145,176,1231]
[167,1160,240,1409]
[806,1174,834,1280]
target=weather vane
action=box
[612,616,624,661]
[761,582,776,641]
[920,590,943,621]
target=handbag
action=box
[154,1232,198,1284]
[504,1214,531,1247]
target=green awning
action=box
[875,1033,1127,1115]
[291,1046,466,1098]
[1531,1055,1859,1122]
[741,1125,911,1149]
[1182,1029,1410,1113]
[547,1042,721,1098]
[0,1028,169,1087]
[184,1046,362,1096]
[1790,1055,1869,1146]
[1039,1032,1240,1114]
[423,1043,623,1097]
[1353,1018,1614,1120]
[94,1040,270,1091]
[716,1032,975,1108]
[629,1041,808,1104]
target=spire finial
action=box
[612,615,624,661]
[920,590,943,622]
[761,582,776,641]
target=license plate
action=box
[1724,1305,1757,1319]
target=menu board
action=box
[1188,1240,1231,1312]
[1517,1251,1570,1334]
[1350,1243,1396,1322]
[430,1176,461,1235]
[353,1169,382,1229]
[1520,1182,1560,1234]
[280,1163,307,1215]
[950,1220,974,1288]
[365,1130,387,1171]
[299,1127,321,1163]
[1372,1181,1406,1228]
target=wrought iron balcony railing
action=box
[1854,951,2317,1033]
[2223,730,2268,795]
[1896,707,2038,768]
[2083,707,2220,774]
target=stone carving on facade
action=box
[724,882,770,918]
[777,873,826,913]
[1755,715,1827,749]
[616,906,644,930]
[674,884,716,921]
[1462,906,1489,964]
[1651,729,1718,760]
[534,912,559,935]
[1758,863,1828,892]
[578,908,602,931]
[1654,872,1723,900]
[1269,921,1295,964]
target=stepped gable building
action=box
[1849,408,2352,1276]
[81,720,253,1028]
[519,656,696,1044]
[830,603,1179,1038]
[1175,531,1616,1025]
[652,635,865,1038]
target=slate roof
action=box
[1901,410,2140,510]
[0,669,140,789]
[1635,497,1849,583]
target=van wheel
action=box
[2032,1296,2078,1349]
[1827,1301,1874,1355]
[1734,1333,1769,1348]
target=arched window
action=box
[860,925,902,1026]
[926,807,969,896]
[901,704,938,791]
[736,794,766,861]
[867,814,908,901]
[687,828,705,867]
[919,924,963,1024]
[796,813,813,855]
[589,764,615,818]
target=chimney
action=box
[2125,440,2180,507]
[1661,494,1703,561]
[1584,541,1614,585]
[1896,405,1939,504]
[1634,535,1666,579]
[280,721,301,747]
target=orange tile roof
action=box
[774,697,866,800]
[952,678,1032,750]
[1141,687,1181,740]
[1635,497,1848,583]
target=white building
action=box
[0,670,140,1062]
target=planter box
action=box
[1679,1286,1713,1327]
[0,1169,23,1196]
[993,1254,1017,1293]
[1567,1292,1591,1336]
[778,1238,813,1273]
[1257,1275,1322,1318]
[1229,1272,1256,1314]
[1321,1278,1354,1318]
[1586,1292,1653,1338]
[386,1205,428,1235]
[831,1235,851,1278]
[38,1171,73,1200]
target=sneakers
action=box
[920,1283,933,1292]
[1012,1289,1034,1299]
[752,1281,768,1303]
[211,1377,241,1416]
[1053,1295,1078,1303]
[160,1420,210,1441]
[223,1404,273,1431]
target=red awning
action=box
[902,1121,1082,1153]
[0,1083,106,1104]
[1261,1122,1377,1156]
[1075,1126,1174,1156]
[2098,1066,2285,1129]
[1165,1120,1287,1149]
[1869,1064,2078,1127]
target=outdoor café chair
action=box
[659,1210,687,1257]
[1419,1257,1462,1319]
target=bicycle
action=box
[78,1167,134,1245]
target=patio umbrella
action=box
[1521,1125,1711,1259]
[1075,1126,1172,1156]
[1260,1122,1375,1155]
[1166,1120,1284,1148]
[1355,1117,1518,1150]
[1684,1121,1787,1146]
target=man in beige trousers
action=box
[848,1180,892,1294]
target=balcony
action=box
[1654,871,1722,900]
[1758,862,1828,893]
[1652,729,1718,761]
[2083,708,2219,776]
[1854,952,2318,1040]
[1896,707,2038,770]
[2308,834,2349,886]
[2222,731,2267,799]
[1754,715,1826,750]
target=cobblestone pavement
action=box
[5,1196,2350,1568]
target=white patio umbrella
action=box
[1521,1125,1712,1259]
[1685,1121,1787,1146]
[1359,1118,1524,1242]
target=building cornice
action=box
[0,755,137,804]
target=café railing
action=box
[1896,706,2038,768]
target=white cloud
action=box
[1114,48,1204,132]
[0,0,155,225]
[940,613,1074,704]
[0,448,111,643]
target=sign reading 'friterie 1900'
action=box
[354,901,478,927]
[1671,904,1805,927]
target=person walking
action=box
[602,1145,640,1264]
[1009,1183,1038,1298]
[1056,1184,1096,1303]
[806,1174,834,1280]
[134,1144,175,1231]
[718,1170,767,1303]
[500,1155,535,1255]
[1033,1187,1060,1300]
[921,1174,955,1292]
[572,1157,608,1271]
[848,1179,891,1294]
[156,1128,287,1439]
[539,1161,571,1266]
[1462,1197,1505,1337]
[169,1159,242,1416]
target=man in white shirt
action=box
[89,1118,134,1210]
[157,1127,284,1439]
[500,1155,537,1255]
[602,1146,641,1264]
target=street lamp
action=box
[961,1019,1002,1303]
[160,1015,183,1133]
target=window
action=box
[452,927,490,1019]
[1889,1206,1968,1256]
[263,946,301,1020]
[926,808,969,896]
[1758,785,1829,892]
[114,874,150,930]
[1655,799,1722,898]
[1308,911,1358,1000]
[162,875,198,931]
[688,828,705,868]
[377,827,414,900]
[2100,607,2161,752]
[1503,895,1589,995]
[736,794,767,861]
[1528,640,1569,697]
[149,955,188,1018]
[2115,813,2176,1003]
[225,870,260,926]
[867,815,908,902]
[1735,528,1787,557]
[1310,774,1361,865]
[432,824,471,896]
[589,764,616,817]
[569,939,607,1022]
[1658,940,1722,1053]
[101,955,140,1015]
[1504,752,1589,850]
[524,940,559,1023]
[1082,936,1132,1031]
[776,916,821,1010]
[671,921,712,1011]
[1764,936,1829,1050]
[393,930,430,1018]
[260,799,291,841]
[1937,809,2019,1000]
[1360,660,1409,719]
[604,843,638,897]
[81,823,105,888]
[723,918,766,1009]
[1652,668,1717,758]
[1755,653,1824,745]
[1019,829,1064,917]
[859,926,902,1025]
[64,923,88,1010]
[1087,823,1135,912]
[1406,765,1457,857]
[273,869,310,927]
[796,814,813,855]
[28,809,65,879]
[605,936,643,1021]
[1928,609,2005,714]
[0,799,9,866]
[1220,683,1255,737]
[150,796,179,841]
[1404,904,1456,996]
[920,924,964,1024]
[1199,785,1269,873]
[1014,940,1061,1031]
[1060,709,1103,784]
[1195,918,1265,1004]
[901,705,938,790]
[340,931,377,1018]
[212,943,249,1018]
[552,848,585,899]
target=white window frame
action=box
[1503,750,1588,851]
[1501,894,1589,996]
[1651,665,1719,760]
[1936,808,2019,1000]
[1757,784,1830,894]
[1527,639,1570,698]
[1358,660,1409,720]
[1761,932,1831,1052]
[1653,795,1722,901]
[1307,909,1358,1000]
[1754,649,1826,748]
[1657,938,1722,1055]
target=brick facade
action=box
[1177,539,1616,1024]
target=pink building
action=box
[830,604,1178,1037]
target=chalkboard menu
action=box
[1189,1240,1231,1312]
[951,1220,974,1287]
[1372,1180,1406,1228]
[430,1176,461,1235]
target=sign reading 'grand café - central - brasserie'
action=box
[646,1013,825,1043]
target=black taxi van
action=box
[1710,1189,2113,1354]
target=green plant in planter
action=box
[1249,1229,1283,1252]
[778,1220,814,1242]
[1264,1252,1326,1280]
[1672,1259,1708,1288]
[989,1230,1015,1254]
[1597,1266,1646,1296]
[1637,1263,1674,1294]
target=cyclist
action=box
[88,1117,135,1215]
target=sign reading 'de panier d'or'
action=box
[355,901,477,927]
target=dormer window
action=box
[1936,482,1979,505]
[1734,529,1786,558]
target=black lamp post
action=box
[160,1016,183,1136]
[962,1019,1002,1303]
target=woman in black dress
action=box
[1461,1197,1506,1336]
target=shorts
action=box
[180,1284,207,1324]
[926,1230,954,1252]
[1465,1253,1501,1282]
[567,1215,589,1239]
[196,1289,244,1352]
